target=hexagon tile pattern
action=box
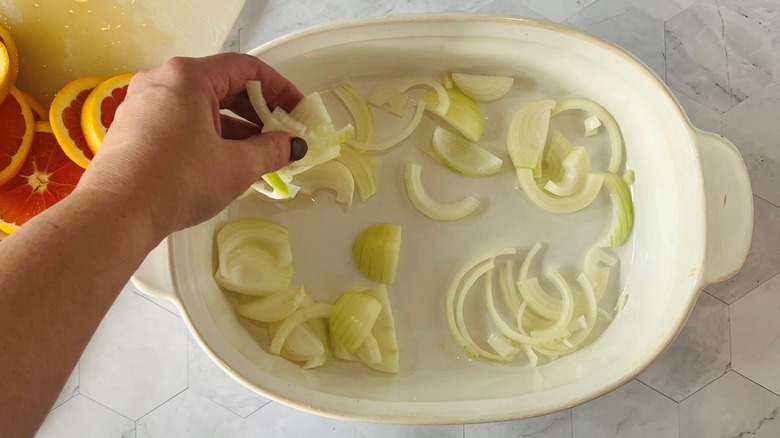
[37,395,135,438]
[79,286,188,420]
[706,195,780,303]
[731,273,780,395]
[680,371,780,437]
[665,0,775,113]
[638,291,730,402]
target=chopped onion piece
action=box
[553,98,623,174]
[215,219,293,295]
[529,268,574,338]
[348,100,425,151]
[518,278,559,321]
[540,131,574,184]
[404,160,480,222]
[268,322,325,362]
[422,87,484,142]
[498,260,522,319]
[516,167,604,214]
[334,84,374,144]
[396,77,450,115]
[303,354,327,370]
[486,272,571,347]
[522,344,539,367]
[451,72,513,102]
[599,173,634,247]
[356,332,382,364]
[352,223,402,284]
[583,114,601,137]
[367,87,408,117]
[544,147,590,197]
[335,145,380,202]
[487,332,520,359]
[269,303,333,355]
[236,284,306,322]
[431,127,502,177]
[290,92,334,133]
[294,159,355,205]
[507,100,556,169]
[330,291,382,352]
[364,284,400,374]
[623,169,636,185]
[441,72,454,89]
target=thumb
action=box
[234,132,308,177]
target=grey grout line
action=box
[635,378,679,405]
[78,393,137,424]
[732,369,780,399]
[703,289,728,306]
[132,290,180,318]
[724,270,780,307]
[134,387,189,425]
[753,192,779,209]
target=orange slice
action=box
[0,122,85,234]
[81,73,134,153]
[21,90,48,121]
[0,24,19,104]
[50,77,104,169]
[0,87,35,184]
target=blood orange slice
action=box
[0,24,19,104]
[0,122,85,234]
[81,73,134,153]
[50,77,104,169]
[0,87,35,184]
[21,89,48,121]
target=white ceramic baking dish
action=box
[131,15,753,424]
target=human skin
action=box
[0,53,306,437]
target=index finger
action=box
[192,53,303,113]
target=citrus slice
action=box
[21,90,48,121]
[0,122,85,234]
[50,77,104,169]
[81,73,134,153]
[0,24,19,104]
[0,87,35,184]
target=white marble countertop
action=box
[37,0,780,437]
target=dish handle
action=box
[697,130,754,287]
[130,238,180,303]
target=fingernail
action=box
[290,137,308,162]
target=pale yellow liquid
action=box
[1,0,244,105]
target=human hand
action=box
[75,53,307,240]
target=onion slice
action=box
[367,87,408,116]
[431,127,502,177]
[507,100,556,169]
[422,87,484,142]
[347,100,426,151]
[293,159,355,205]
[334,84,374,144]
[451,72,513,102]
[269,303,333,355]
[599,172,634,247]
[516,167,603,214]
[334,145,380,202]
[404,160,480,222]
[552,98,623,174]
[352,223,402,284]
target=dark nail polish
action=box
[290,137,308,162]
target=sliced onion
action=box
[236,284,306,322]
[445,249,516,360]
[334,145,380,202]
[363,284,400,374]
[498,259,522,318]
[441,72,454,89]
[334,84,374,144]
[367,87,408,117]
[347,100,425,151]
[544,147,590,197]
[293,159,355,205]
[422,87,484,142]
[290,91,334,134]
[269,303,332,355]
[431,126,502,177]
[583,114,601,137]
[529,268,574,338]
[352,223,402,284]
[516,167,603,214]
[451,72,513,102]
[553,98,623,174]
[330,291,382,352]
[356,332,382,364]
[599,172,634,247]
[487,332,520,359]
[404,160,480,222]
[507,100,556,169]
[268,322,325,362]
[396,77,450,115]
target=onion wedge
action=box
[422,87,484,142]
[598,172,634,247]
[552,98,623,174]
[507,100,556,169]
[451,73,513,102]
[347,100,426,151]
[516,167,603,214]
[431,127,502,177]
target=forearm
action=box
[0,188,161,437]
